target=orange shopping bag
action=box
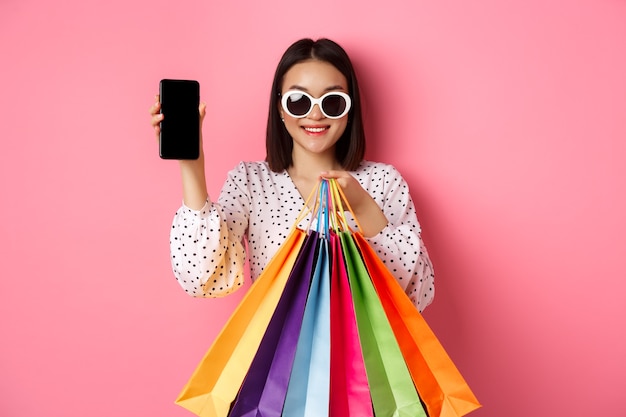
[327,179,480,417]
[353,232,481,417]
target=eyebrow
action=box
[286,84,347,92]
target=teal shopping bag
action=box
[282,237,331,417]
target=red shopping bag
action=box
[329,232,373,417]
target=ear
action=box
[277,101,284,121]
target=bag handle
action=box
[297,178,365,235]
[307,179,331,236]
[327,178,364,234]
[311,178,348,236]
[291,181,321,234]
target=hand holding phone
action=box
[159,79,200,160]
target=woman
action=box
[150,38,435,312]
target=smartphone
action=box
[159,79,200,160]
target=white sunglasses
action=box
[281,90,352,119]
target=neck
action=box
[288,150,341,181]
[287,155,343,180]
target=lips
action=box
[302,126,329,133]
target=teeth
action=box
[305,127,326,133]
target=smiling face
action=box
[279,59,350,164]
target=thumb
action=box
[199,102,207,122]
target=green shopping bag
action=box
[340,231,428,417]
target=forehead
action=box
[282,60,348,93]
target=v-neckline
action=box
[279,169,316,230]
[282,169,318,207]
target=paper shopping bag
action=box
[329,232,373,417]
[228,231,319,417]
[340,231,428,417]
[282,237,331,417]
[353,232,481,417]
[174,228,306,417]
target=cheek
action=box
[336,119,349,136]
[283,118,299,136]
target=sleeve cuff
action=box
[180,198,213,219]
[364,223,392,246]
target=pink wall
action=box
[1,0,625,416]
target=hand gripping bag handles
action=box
[332,180,481,417]
[174,191,317,417]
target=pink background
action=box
[1,0,625,416]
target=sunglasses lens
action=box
[321,94,347,117]
[285,93,312,116]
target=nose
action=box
[307,103,324,120]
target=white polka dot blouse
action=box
[170,160,435,312]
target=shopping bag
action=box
[228,231,319,417]
[329,232,373,417]
[329,178,480,417]
[177,177,480,417]
[354,232,481,417]
[281,178,332,417]
[282,237,331,417]
[174,227,306,417]
[340,230,428,417]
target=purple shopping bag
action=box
[228,231,320,417]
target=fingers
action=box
[151,113,163,135]
[150,95,163,137]
[150,96,162,118]
[151,112,163,126]
[199,101,207,124]
[319,170,355,189]
[319,170,349,180]
[318,171,368,209]
[149,95,161,115]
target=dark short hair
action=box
[265,38,366,172]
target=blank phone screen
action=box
[159,79,200,160]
